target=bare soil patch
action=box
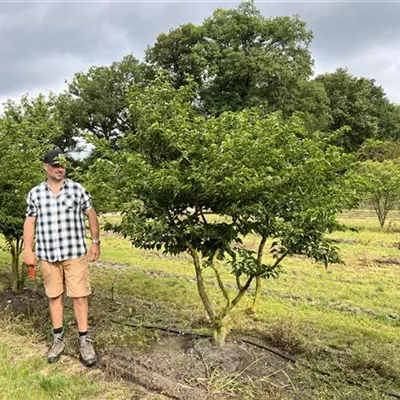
[100,334,294,399]
[0,288,47,317]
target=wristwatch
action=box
[92,239,101,244]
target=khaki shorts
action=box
[40,256,91,298]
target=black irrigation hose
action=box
[111,319,400,399]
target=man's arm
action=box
[85,208,100,262]
[23,216,37,265]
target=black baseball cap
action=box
[44,148,65,166]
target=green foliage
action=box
[89,72,360,344]
[3,94,74,151]
[231,248,282,279]
[0,102,56,241]
[377,102,400,141]
[356,159,400,228]
[74,159,120,214]
[58,54,150,149]
[0,95,60,292]
[146,0,329,124]
[316,68,400,152]
[357,138,400,161]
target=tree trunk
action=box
[249,276,262,314]
[186,242,253,347]
[212,320,229,347]
[186,242,215,322]
[249,235,267,314]
[377,207,386,229]
[7,237,24,294]
[11,249,22,294]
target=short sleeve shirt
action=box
[26,179,93,262]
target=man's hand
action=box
[88,243,100,262]
[23,250,37,266]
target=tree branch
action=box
[220,275,254,319]
[257,235,267,264]
[200,210,208,225]
[272,252,288,269]
[235,275,243,291]
[211,249,231,305]
[185,240,215,322]
[230,276,254,310]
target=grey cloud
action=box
[0,1,400,102]
[0,2,127,94]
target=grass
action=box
[0,322,130,400]
[97,210,400,397]
[0,209,399,398]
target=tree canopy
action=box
[57,54,149,148]
[146,1,327,121]
[315,68,400,152]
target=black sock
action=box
[53,327,63,335]
[78,331,88,337]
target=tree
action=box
[356,160,400,229]
[146,1,330,124]
[315,68,400,152]
[0,108,56,292]
[0,94,62,292]
[90,73,360,345]
[73,156,121,214]
[57,55,149,150]
[3,94,74,151]
[377,103,400,141]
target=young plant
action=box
[356,159,400,229]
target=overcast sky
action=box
[1,0,400,105]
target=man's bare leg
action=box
[72,296,88,332]
[49,294,64,329]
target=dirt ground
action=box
[0,289,295,400]
[100,335,294,399]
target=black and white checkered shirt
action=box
[26,179,93,262]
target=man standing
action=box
[23,148,100,367]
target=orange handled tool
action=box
[28,264,36,279]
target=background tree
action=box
[3,94,73,151]
[90,73,360,345]
[315,68,400,152]
[357,138,400,162]
[356,160,400,229]
[146,0,330,127]
[0,101,58,292]
[377,102,400,141]
[57,54,149,154]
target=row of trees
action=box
[1,1,400,343]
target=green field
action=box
[0,210,399,399]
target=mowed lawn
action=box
[97,210,400,337]
[94,210,400,395]
[0,209,399,398]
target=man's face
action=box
[44,163,66,182]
